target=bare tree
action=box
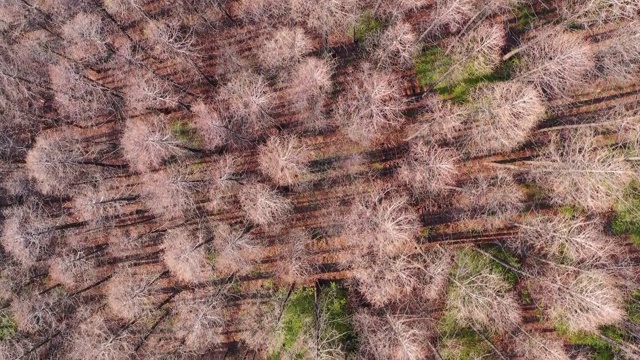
[513,332,570,360]
[140,165,203,220]
[163,226,213,284]
[125,72,182,112]
[25,130,110,195]
[173,290,225,353]
[514,28,595,98]
[67,313,135,360]
[239,183,293,226]
[49,62,116,127]
[238,300,281,354]
[463,81,546,156]
[345,186,420,258]
[557,0,640,24]
[454,173,524,225]
[354,310,434,360]
[258,27,313,71]
[446,249,521,334]
[595,23,640,84]
[106,268,160,321]
[1,201,57,266]
[288,56,334,131]
[10,292,59,334]
[120,116,187,173]
[513,216,618,266]
[73,184,136,226]
[532,268,625,332]
[48,249,97,290]
[336,63,405,145]
[218,70,275,137]
[405,95,467,142]
[212,224,260,276]
[294,0,359,45]
[209,154,241,212]
[526,130,637,212]
[236,0,292,23]
[192,101,233,149]
[258,135,312,187]
[419,0,476,38]
[61,12,110,65]
[143,20,199,59]
[443,23,506,86]
[398,141,458,196]
[371,22,419,69]
[274,230,315,284]
[351,254,423,307]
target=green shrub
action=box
[353,14,384,42]
[281,287,315,350]
[415,46,452,87]
[0,312,16,341]
[611,182,640,246]
[319,282,358,352]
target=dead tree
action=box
[258,135,312,187]
[288,56,334,131]
[371,21,419,69]
[354,310,434,360]
[454,173,524,226]
[258,27,313,72]
[419,0,476,39]
[162,226,213,284]
[239,183,293,227]
[398,141,459,197]
[67,313,134,360]
[212,224,260,276]
[513,28,594,98]
[345,186,420,259]
[463,81,545,156]
[446,249,521,334]
[526,130,637,212]
[173,290,225,353]
[10,292,60,334]
[120,116,188,173]
[336,63,405,145]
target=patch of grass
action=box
[281,287,315,350]
[415,46,453,87]
[319,282,358,352]
[171,120,202,148]
[559,204,585,219]
[478,245,522,286]
[0,312,16,341]
[611,182,640,246]
[353,13,384,42]
[415,47,520,102]
[628,290,640,324]
[556,323,622,360]
[438,318,492,360]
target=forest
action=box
[0,0,639,359]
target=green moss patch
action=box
[353,13,384,42]
[611,182,640,246]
